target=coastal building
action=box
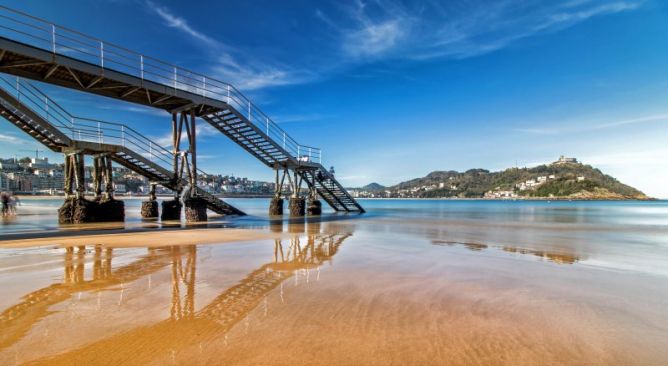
[0,173,10,190]
[485,190,517,199]
[0,160,19,170]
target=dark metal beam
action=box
[152,94,171,105]
[121,86,140,98]
[65,67,85,88]
[0,60,47,68]
[43,64,59,80]
[86,75,104,89]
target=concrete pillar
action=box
[141,200,159,219]
[97,198,125,222]
[184,197,207,222]
[58,198,94,224]
[161,199,182,221]
[269,197,284,216]
[59,197,125,224]
[307,199,322,215]
[289,197,305,217]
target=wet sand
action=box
[1,206,668,365]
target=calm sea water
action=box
[3,197,668,275]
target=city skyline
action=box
[0,0,666,197]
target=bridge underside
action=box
[0,76,245,222]
[0,38,203,114]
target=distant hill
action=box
[360,182,385,191]
[382,161,650,200]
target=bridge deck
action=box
[0,6,364,212]
[0,75,245,216]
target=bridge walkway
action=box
[0,6,363,212]
[0,75,244,216]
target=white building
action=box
[553,155,578,165]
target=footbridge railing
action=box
[0,75,172,167]
[0,5,321,164]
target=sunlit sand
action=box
[1,208,667,365]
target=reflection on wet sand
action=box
[0,246,178,351]
[431,239,580,264]
[0,221,352,365]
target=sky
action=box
[0,0,667,196]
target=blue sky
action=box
[1,0,667,196]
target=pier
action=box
[0,6,364,223]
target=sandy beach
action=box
[1,199,668,365]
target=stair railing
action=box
[0,75,238,193]
[0,5,321,164]
[0,75,172,169]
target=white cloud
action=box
[211,54,314,91]
[146,1,220,47]
[412,1,642,60]
[514,112,668,135]
[143,1,643,94]
[314,0,642,61]
[545,2,640,27]
[144,1,309,91]
[0,134,30,145]
[0,134,19,143]
[343,19,406,58]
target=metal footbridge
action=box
[0,6,364,213]
[0,75,244,216]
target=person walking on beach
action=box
[1,192,9,216]
[9,193,20,215]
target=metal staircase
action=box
[0,75,244,216]
[201,108,363,212]
[0,5,364,213]
[300,169,364,212]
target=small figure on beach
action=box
[10,194,20,215]
[1,192,19,216]
[1,191,10,216]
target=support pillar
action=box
[269,197,284,216]
[161,199,182,221]
[184,197,207,222]
[167,109,202,222]
[59,152,97,224]
[306,169,322,215]
[289,169,305,216]
[141,183,159,219]
[307,199,322,215]
[269,166,287,216]
[289,197,305,216]
[91,154,124,222]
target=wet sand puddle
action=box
[0,217,667,365]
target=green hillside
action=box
[378,161,649,200]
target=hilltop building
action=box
[553,155,578,165]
